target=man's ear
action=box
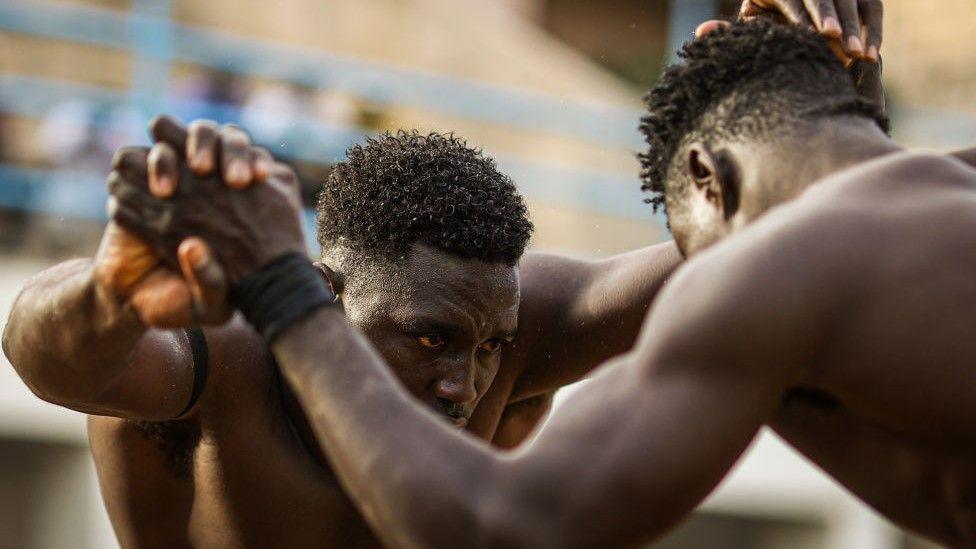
[313,261,343,298]
[687,142,739,220]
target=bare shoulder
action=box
[505,252,599,365]
[516,244,681,336]
[519,243,680,291]
[790,151,976,257]
[642,206,853,374]
[634,152,976,384]
[660,152,976,343]
[518,251,595,297]
[805,151,976,202]
[491,391,555,450]
[506,244,681,395]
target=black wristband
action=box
[228,252,336,343]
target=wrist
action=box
[229,252,337,343]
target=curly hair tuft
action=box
[317,130,532,265]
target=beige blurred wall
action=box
[173,0,639,107]
[872,0,976,113]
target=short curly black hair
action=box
[639,20,888,215]
[316,130,532,266]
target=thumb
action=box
[178,238,231,325]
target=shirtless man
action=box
[106,19,976,548]
[2,2,889,546]
[3,122,678,546]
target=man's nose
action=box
[434,361,478,405]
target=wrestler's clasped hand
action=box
[105,116,308,326]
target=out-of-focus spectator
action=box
[37,100,143,173]
[26,101,142,255]
[171,71,247,124]
[36,100,102,172]
[241,82,302,145]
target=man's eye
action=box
[417,334,446,349]
[478,339,503,354]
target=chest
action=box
[184,367,379,547]
[187,430,378,548]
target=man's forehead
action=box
[402,243,518,291]
[361,243,520,322]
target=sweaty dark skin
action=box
[0,3,910,545]
[92,24,976,549]
[145,134,976,546]
[102,125,976,547]
[2,123,677,547]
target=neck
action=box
[746,117,902,205]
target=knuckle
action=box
[274,164,297,182]
[112,146,145,168]
[158,143,177,161]
[106,172,122,194]
[157,114,179,130]
[221,125,250,146]
[148,114,166,130]
[188,119,217,131]
[105,196,119,216]
[110,149,126,169]
[188,119,218,139]
[147,144,164,163]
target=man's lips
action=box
[447,415,469,428]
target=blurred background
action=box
[0,0,973,547]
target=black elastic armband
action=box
[229,252,336,343]
[175,327,209,418]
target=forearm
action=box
[3,259,145,405]
[273,306,501,547]
[272,300,770,549]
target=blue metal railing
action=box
[0,0,645,149]
[0,0,667,230]
[0,73,657,224]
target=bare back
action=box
[776,152,976,442]
[757,152,976,540]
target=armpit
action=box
[132,419,202,478]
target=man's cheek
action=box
[477,364,499,394]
